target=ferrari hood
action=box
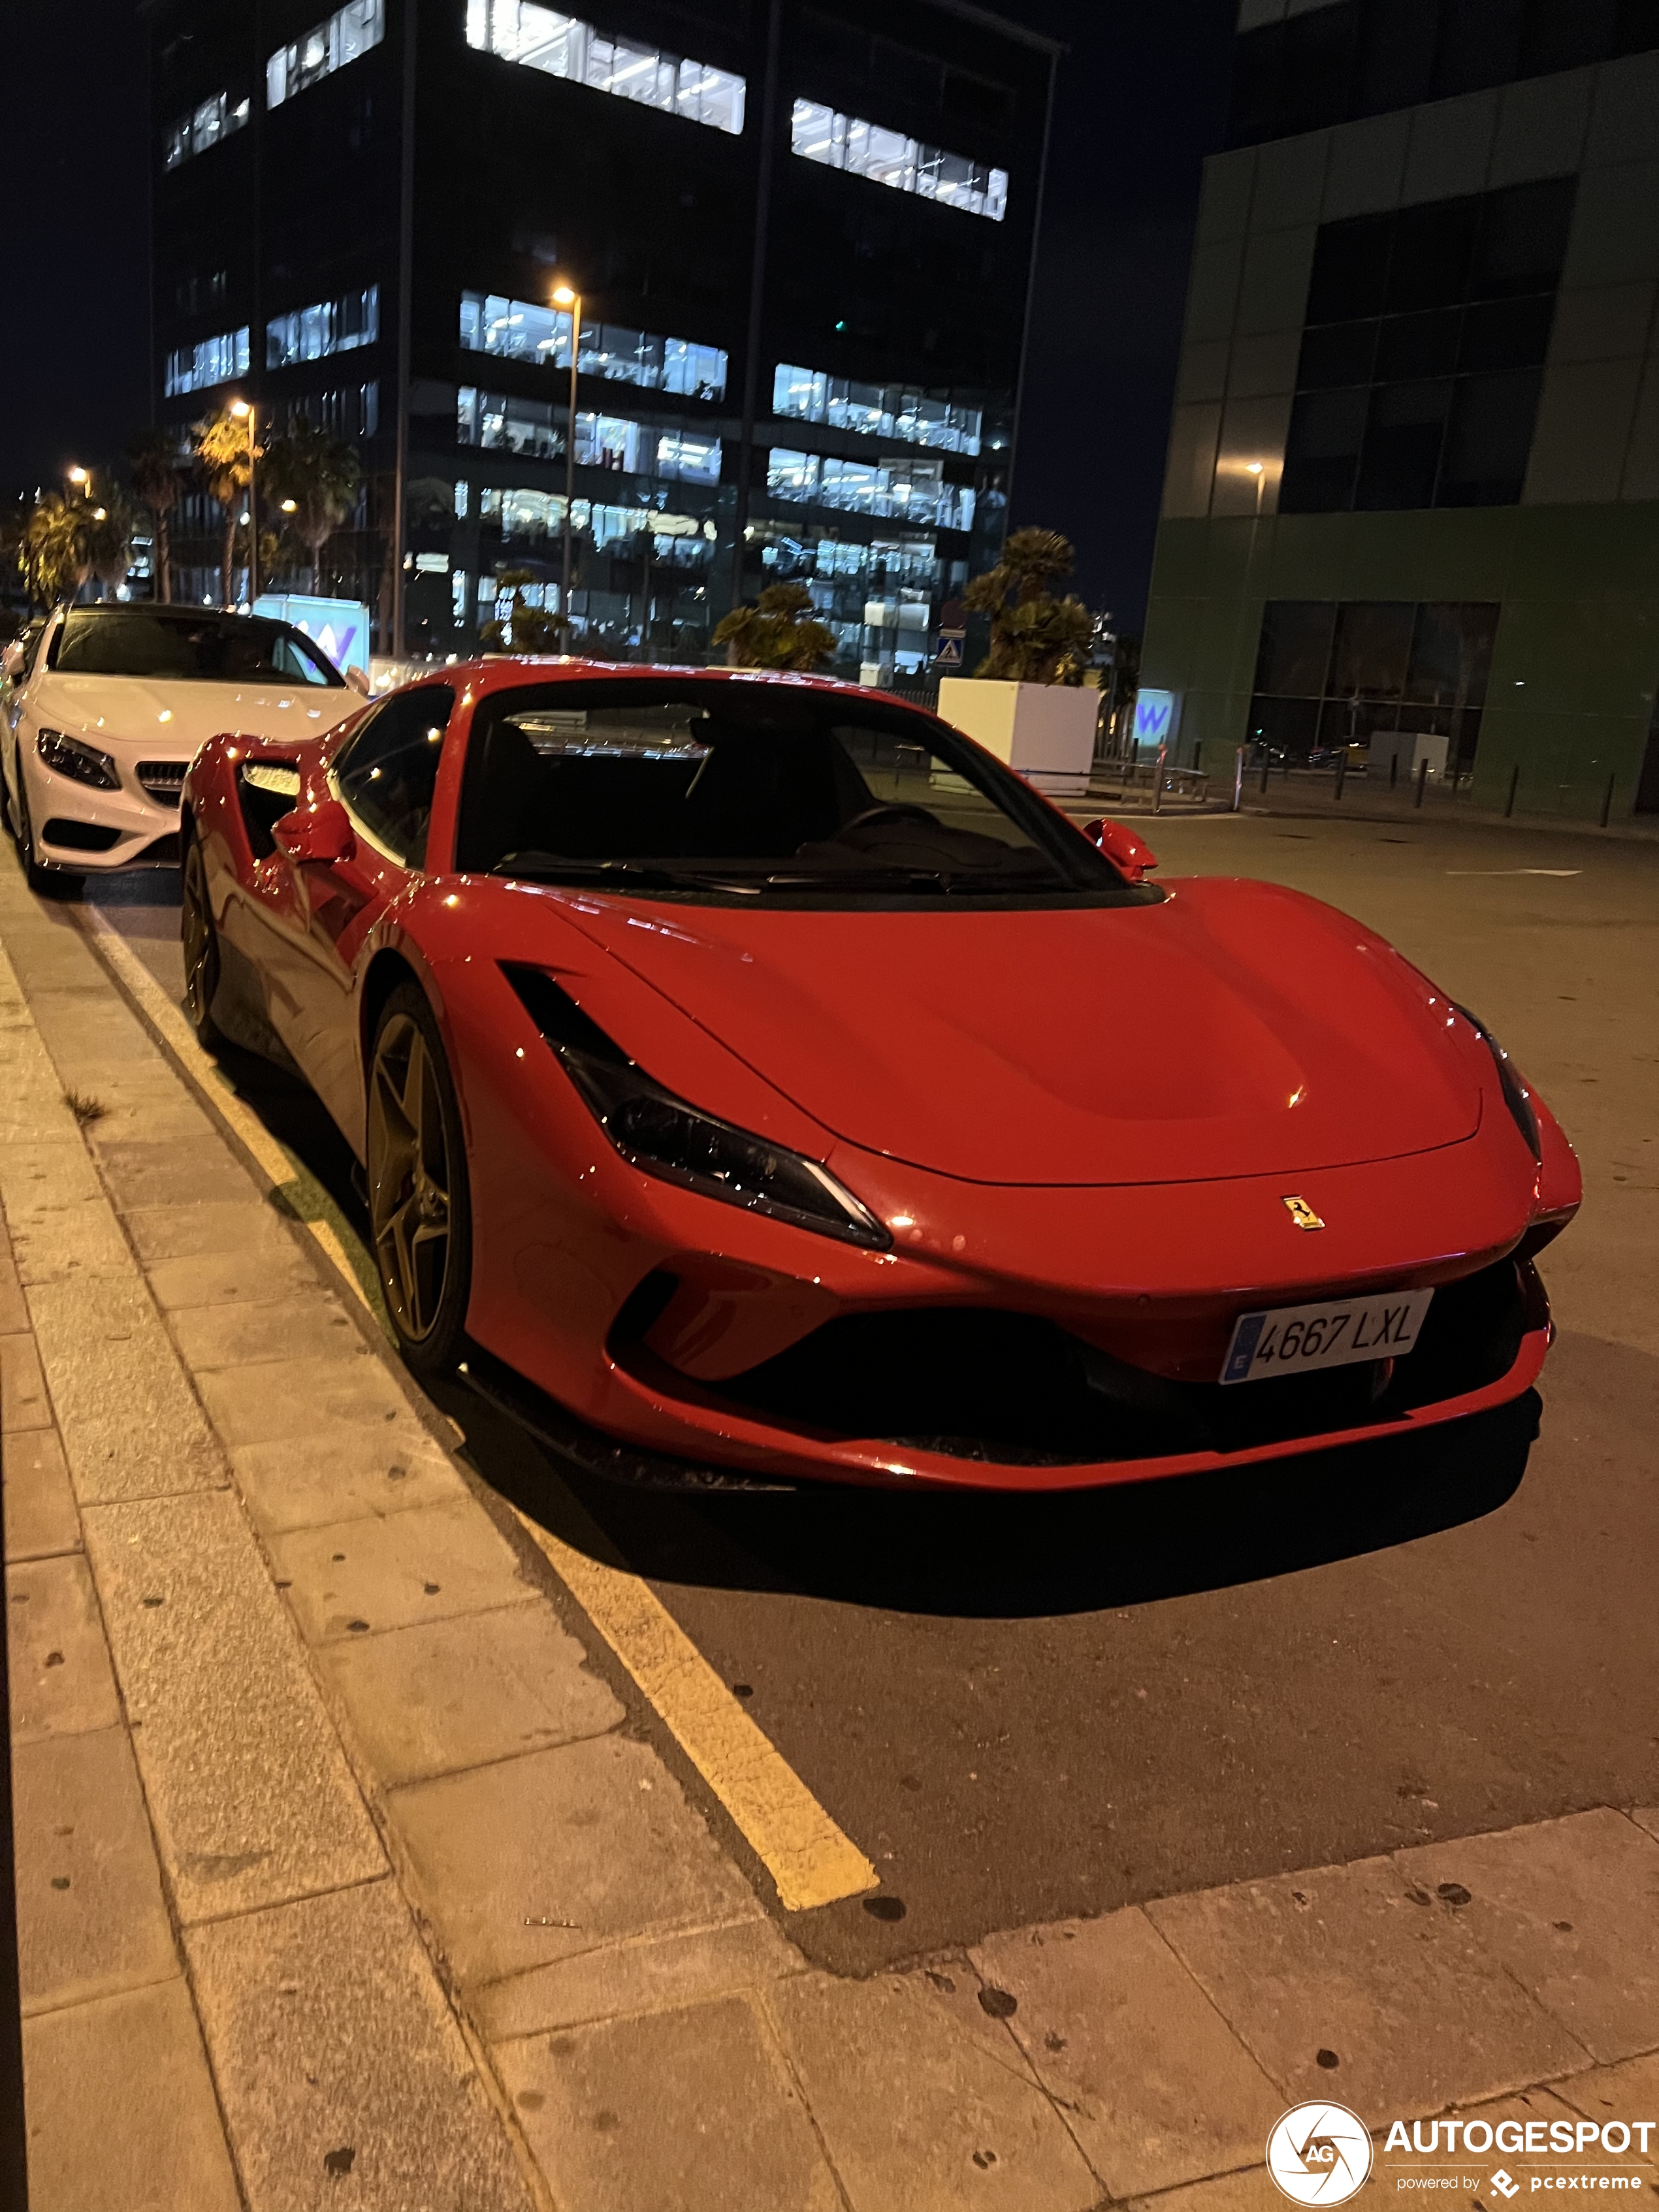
[34,673,357,756]
[552,875,1481,1187]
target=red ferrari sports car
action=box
[179,658,1579,1493]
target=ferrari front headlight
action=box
[1455,1004,1541,1161]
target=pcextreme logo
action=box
[1266,2106,1657,2204]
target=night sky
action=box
[0,0,1236,632]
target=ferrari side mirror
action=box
[273,798,355,866]
[1082,816,1159,884]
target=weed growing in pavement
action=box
[63,1091,106,1125]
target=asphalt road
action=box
[57,810,1659,1976]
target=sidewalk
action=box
[5,857,1659,2209]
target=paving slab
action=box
[477,1913,807,2041]
[25,1274,223,1501]
[769,1968,1101,2212]
[1627,1806,1659,1846]
[22,1978,242,2212]
[124,1198,304,1264]
[973,1906,1284,2199]
[1398,1810,1659,2066]
[193,1350,432,1450]
[1,1429,80,1561]
[0,1142,132,1285]
[0,1238,25,1332]
[89,1137,257,1211]
[146,1243,329,1311]
[170,1290,366,1370]
[318,1598,623,1787]
[1148,1851,1590,2117]
[7,1554,120,1743]
[1123,2163,1284,2212]
[185,1876,536,2212]
[0,1330,51,1431]
[270,1496,536,1643]
[1556,2048,1659,2134]
[82,1489,384,1922]
[229,1429,465,1536]
[496,1992,842,2212]
[389,1731,760,1993]
[12,1726,178,2013]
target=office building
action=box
[147,0,1057,673]
[1140,1,1659,821]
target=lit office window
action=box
[767,449,976,530]
[654,431,721,486]
[266,0,383,108]
[479,487,716,556]
[163,90,251,170]
[459,386,563,458]
[790,99,1007,221]
[772,362,982,455]
[459,293,727,399]
[266,285,381,368]
[164,327,252,398]
[466,0,745,133]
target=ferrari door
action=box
[253,684,456,1140]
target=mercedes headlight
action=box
[37,728,120,792]
[505,964,890,1250]
[1455,1004,1541,1161]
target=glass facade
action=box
[164,326,251,397]
[790,98,1008,221]
[772,363,983,455]
[266,0,384,108]
[1249,598,1499,771]
[767,449,975,531]
[1229,0,1659,148]
[163,90,249,170]
[266,285,381,369]
[1281,181,1575,513]
[459,293,727,400]
[466,0,745,134]
[479,487,717,559]
[459,387,562,458]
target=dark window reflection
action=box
[1249,598,1500,773]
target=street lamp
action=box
[67,465,89,496]
[552,283,582,647]
[231,398,259,607]
[1245,459,1264,518]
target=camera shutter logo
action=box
[1266,2103,1374,2205]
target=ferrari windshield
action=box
[49,608,344,686]
[456,677,1150,905]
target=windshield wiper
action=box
[496,855,762,895]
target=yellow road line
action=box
[82,915,374,1312]
[82,912,877,1914]
[512,1507,878,1914]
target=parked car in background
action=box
[1,602,366,892]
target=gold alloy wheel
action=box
[180,838,217,1032]
[368,1011,453,1342]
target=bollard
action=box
[1334,755,1346,801]
[1601,772,1616,829]
[1415,756,1429,809]
[1389,752,1398,790]
[1259,754,1270,795]
[1232,745,1245,812]
[1505,763,1519,818]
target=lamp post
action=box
[231,398,258,607]
[67,464,90,501]
[552,283,582,647]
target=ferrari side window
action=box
[333,686,456,867]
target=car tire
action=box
[14,771,81,899]
[366,981,473,1377]
[179,823,226,1048]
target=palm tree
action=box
[261,417,362,593]
[713,581,835,671]
[21,496,92,608]
[128,429,184,604]
[84,492,137,600]
[963,526,1094,685]
[193,406,255,607]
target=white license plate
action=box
[1219,1289,1434,1385]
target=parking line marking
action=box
[81,914,375,1311]
[511,1506,878,1914]
[80,913,876,1913]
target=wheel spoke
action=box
[368,1012,453,1345]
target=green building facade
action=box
[1141,6,1659,824]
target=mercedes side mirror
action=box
[1083,816,1159,884]
[273,798,355,866]
[345,665,370,696]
